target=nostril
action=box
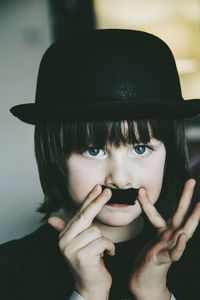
[104,180,133,190]
[104,183,118,189]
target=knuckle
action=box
[171,255,179,262]
[100,236,114,247]
[58,242,72,260]
[176,228,184,236]
[63,248,70,258]
[160,228,171,240]
[99,236,107,242]
[77,212,85,222]
[174,229,184,242]
[96,236,106,246]
[91,226,101,236]
[77,211,89,225]
[76,249,86,262]
[58,240,65,250]
[59,232,63,239]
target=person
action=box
[0,29,200,300]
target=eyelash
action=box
[81,145,154,158]
[80,147,104,157]
[133,145,153,155]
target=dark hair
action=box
[34,119,189,220]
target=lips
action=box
[101,186,139,205]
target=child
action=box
[1,29,200,300]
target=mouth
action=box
[102,186,139,206]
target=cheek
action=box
[146,165,164,203]
[141,151,166,203]
[66,157,102,205]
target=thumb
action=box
[48,216,66,232]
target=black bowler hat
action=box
[10,29,200,124]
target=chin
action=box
[96,213,137,227]
[97,204,142,226]
[97,219,132,227]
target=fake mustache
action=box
[101,185,139,205]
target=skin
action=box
[66,139,166,235]
[48,137,200,300]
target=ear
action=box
[48,216,66,232]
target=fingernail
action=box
[94,185,99,191]
[103,188,111,196]
[191,179,196,187]
[48,217,65,232]
[139,188,145,197]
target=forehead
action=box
[120,120,152,139]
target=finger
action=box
[182,201,200,240]
[79,184,103,212]
[59,188,112,241]
[169,233,187,261]
[59,226,102,254]
[138,188,167,229]
[60,185,103,232]
[155,233,187,265]
[159,228,174,242]
[150,240,172,265]
[77,237,116,261]
[48,216,66,232]
[171,179,196,229]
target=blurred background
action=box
[0,0,200,243]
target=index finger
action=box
[171,178,196,229]
[59,188,112,240]
[138,188,167,229]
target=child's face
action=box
[66,137,166,227]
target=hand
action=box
[48,185,115,300]
[129,178,200,300]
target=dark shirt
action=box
[0,223,199,300]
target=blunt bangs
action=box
[59,119,183,154]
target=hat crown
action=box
[35,29,182,104]
[11,29,200,124]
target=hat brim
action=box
[10,99,200,125]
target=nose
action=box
[105,155,133,189]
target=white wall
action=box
[0,0,51,243]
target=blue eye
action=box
[87,148,101,156]
[82,147,105,158]
[134,145,147,155]
[134,146,146,155]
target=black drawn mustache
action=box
[101,186,139,205]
